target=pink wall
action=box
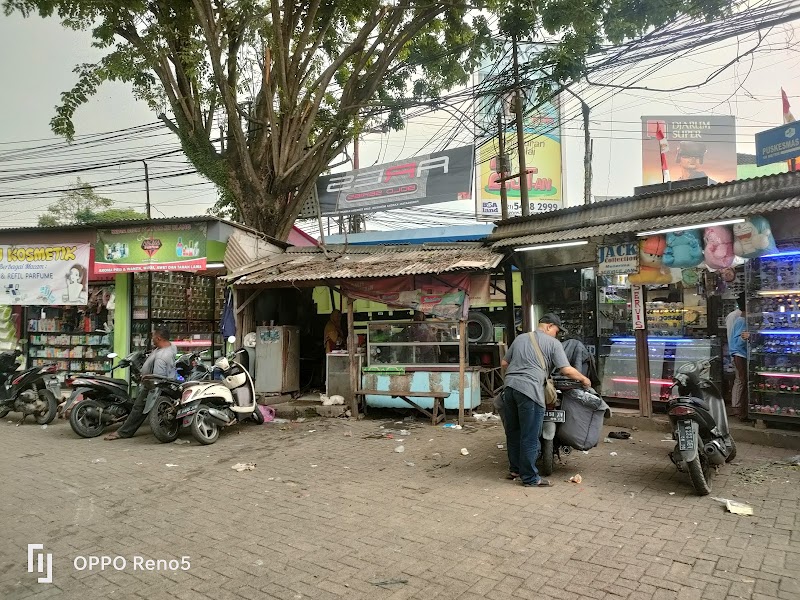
[288,226,318,247]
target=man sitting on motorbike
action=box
[105,327,177,440]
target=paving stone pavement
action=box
[0,414,798,600]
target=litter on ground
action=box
[231,462,256,472]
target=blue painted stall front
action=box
[362,367,481,410]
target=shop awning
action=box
[489,172,800,249]
[225,243,503,287]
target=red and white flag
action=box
[782,88,799,171]
[656,123,671,183]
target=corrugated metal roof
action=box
[492,196,800,248]
[490,171,800,243]
[227,243,503,286]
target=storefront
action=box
[489,172,800,423]
[0,217,284,385]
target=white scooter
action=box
[176,337,263,445]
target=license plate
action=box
[677,420,695,451]
[177,405,197,419]
[544,410,565,423]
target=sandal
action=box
[104,432,122,441]
[522,479,553,487]
[506,472,520,480]
[608,431,631,440]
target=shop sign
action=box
[95,223,207,274]
[755,122,800,166]
[0,243,90,306]
[316,145,474,216]
[631,285,646,330]
[597,243,639,275]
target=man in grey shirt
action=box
[105,327,177,440]
[501,314,591,487]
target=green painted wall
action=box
[207,240,226,262]
[113,273,131,376]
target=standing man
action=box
[105,327,177,440]
[501,313,591,487]
[727,294,749,419]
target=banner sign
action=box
[0,243,90,306]
[317,145,474,216]
[755,122,800,167]
[642,116,737,185]
[597,243,640,275]
[631,285,646,330]
[95,223,207,274]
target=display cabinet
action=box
[599,336,722,405]
[366,320,460,367]
[746,249,800,421]
[27,332,112,383]
[535,267,596,350]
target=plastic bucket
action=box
[258,404,276,423]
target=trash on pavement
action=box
[405,461,415,467]
[394,445,405,453]
[711,497,754,515]
[231,462,257,472]
[781,455,800,466]
[173,439,190,445]
[344,430,352,437]
[92,458,107,464]
[443,423,462,429]
[271,418,290,424]
[604,438,612,443]
[399,429,410,436]
[473,412,501,422]
[497,444,504,449]
[669,492,676,496]
[460,448,470,456]
[165,463,179,468]
[569,474,582,484]
[40,424,47,430]
[609,452,618,457]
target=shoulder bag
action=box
[529,332,558,407]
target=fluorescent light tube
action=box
[515,240,589,251]
[636,218,745,237]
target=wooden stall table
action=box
[356,389,450,425]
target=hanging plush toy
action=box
[663,230,704,268]
[703,225,735,270]
[628,235,673,285]
[733,215,777,258]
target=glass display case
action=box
[131,272,224,355]
[600,336,722,405]
[534,267,596,351]
[366,320,460,366]
[746,249,800,421]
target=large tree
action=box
[38,178,146,226]
[7,0,728,240]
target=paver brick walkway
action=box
[0,414,798,599]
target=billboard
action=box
[755,122,800,166]
[0,243,90,306]
[94,223,207,274]
[474,44,562,220]
[316,145,474,216]
[642,116,737,185]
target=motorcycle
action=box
[175,339,263,445]
[0,349,61,425]
[147,351,213,443]
[65,351,146,438]
[667,359,735,495]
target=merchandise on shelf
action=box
[746,248,800,421]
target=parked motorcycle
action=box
[147,351,213,443]
[667,359,735,495]
[175,339,263,445]
[65,351,146,438]
[0,349,61,424]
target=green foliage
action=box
[76,207,148,224]
[7,0,728,239]
[36,178,146,226]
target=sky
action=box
[1,9,799,233]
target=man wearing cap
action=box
[676,141,708,181]
[501,313,591,487]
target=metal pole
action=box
[142,161,151,218]
[512,36,530,217]
[347,296,359,418]
[633,286,652,418]
[582,101,592,205]
[497,112,509,221]
[504,261,516,345]
[458,319,466,427]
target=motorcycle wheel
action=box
[149,398,180,443]
[69,398,107,438]
[688,453,712,496]
[252,405,265,425]
[190,405,220,445]
[539,438,555,476]
[35,390,58,425]
[725,439,737,463]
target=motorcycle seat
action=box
[670,395,710,411]
[78,375,127,386]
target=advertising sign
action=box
[642,116,737,185]
[95,223,207,274]
[597,243,640,275]
[316,145,473,216]
[631,285,646,330]
[0,243,90,306]
[755,122,800,166]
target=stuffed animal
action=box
[663,230,703,268]
[733,215,777,258]
[628,235,673,284]
[703,225,735,270]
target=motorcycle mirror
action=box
[227,335,236,344]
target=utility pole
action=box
[582,101,593,205]
[512,35,530,217]
[497,111,510,220]
[142,160,151,218]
